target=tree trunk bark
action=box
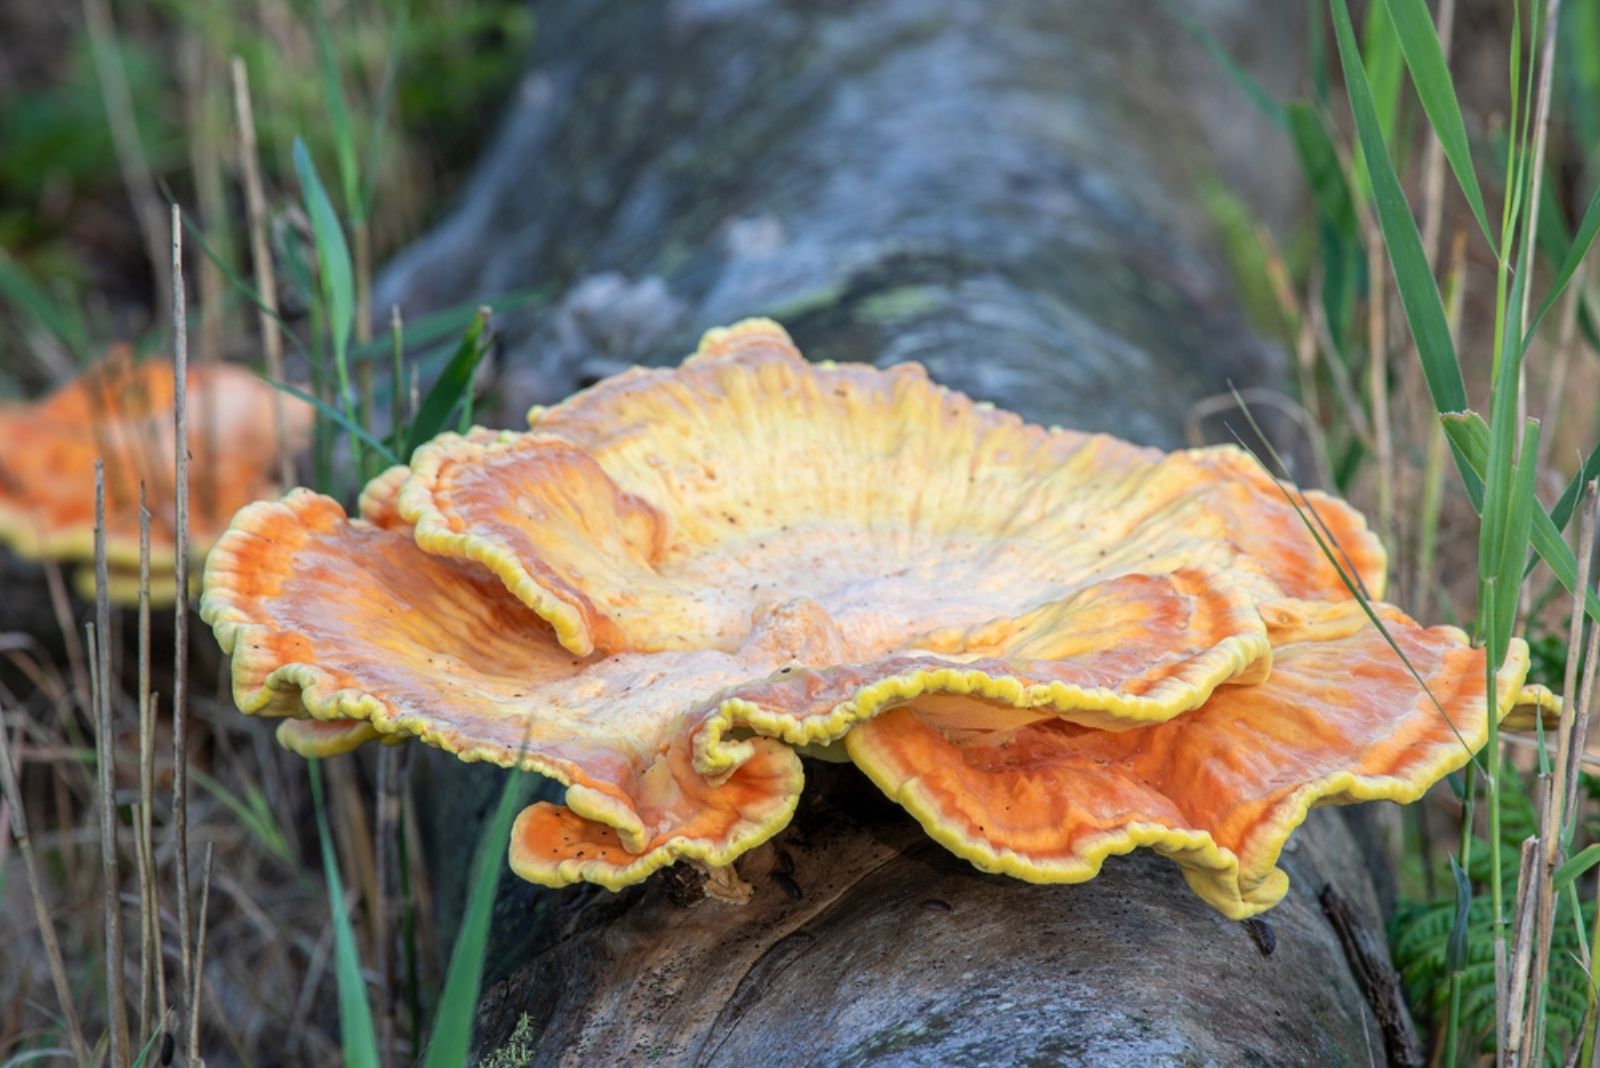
[376,1,1414,1063]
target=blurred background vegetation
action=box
[0,0,531,395]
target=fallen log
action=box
[375,1,1412,1063]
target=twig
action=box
[93,465,131,1066]
[136,491,165,1037]
[189,843,216,1064]
[0,715,89,1064]
[170,202,196,1029]
[1320,885,1422,1067]
[231,57,294,490]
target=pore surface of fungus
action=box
[202,319,1544,917]
[0,347,311,604]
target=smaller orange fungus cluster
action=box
[0,347,311,604]
[201,319,1549,918]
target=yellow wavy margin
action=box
[398,430,598,657]
[845,639,1538,920]
[507,743,805,891]
[690,570,1274,779]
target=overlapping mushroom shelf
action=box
[0,347,311,605]
[201,319,1544,918]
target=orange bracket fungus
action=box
[201,319,1548,918]
[0,347,311,605]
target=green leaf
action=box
[1447,854,1472,974]
[404,308,492,458]
[423,769,533,1068]
[1379,0,1496,246]
[309,759,380,1068]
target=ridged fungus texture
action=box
[200,319,1546,917]
[0,347,311,605]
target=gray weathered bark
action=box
[376,1,1412,1064]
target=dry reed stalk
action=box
[93,464,131,1065]
[1565,485,1600,829]
[1513,487,1600,1064]
[0,714,88,1064]
[1519,0,1562,345]
[1419,0,1457,270]
[230,56,295,491]
[135,494,167,1038]
[189,843,216,1064]
[1506,835,1543,1065]
[1365,220,1394,546]
[375,743,399,1062]
[1536,269,1587,474]
[170,202,197,1030]
[41,559,89,713]
[1412,232,1469,620]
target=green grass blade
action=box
[422,769,533,1067]
[1448,854,1473,973]
[1380,0,1496,247]
[1351,0,1403,203]
[1332,0,1470,418]
[404,308,491,458]
[1164,2,1287,128]
[1287,104,1358,236]
[309,759,380,1068]
[190,767,293,865]
[1555,844,1600,893]
[129,1026,162,1068]
[0,249,89,362]
[1226,393,1477,761]
[1551,442,1600,535]
[1442,412,1600,625]
[349,288,543,365]
[360,0,411,214]
[173,201,306,354]
[260,375,400,467]
[1526,178,1600,344]
[310,0,362,222]
[293,138,356,387]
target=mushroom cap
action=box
[200,318,1535,915]
[0,347,311,604]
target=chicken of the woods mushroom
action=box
[200,319,1551,919]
